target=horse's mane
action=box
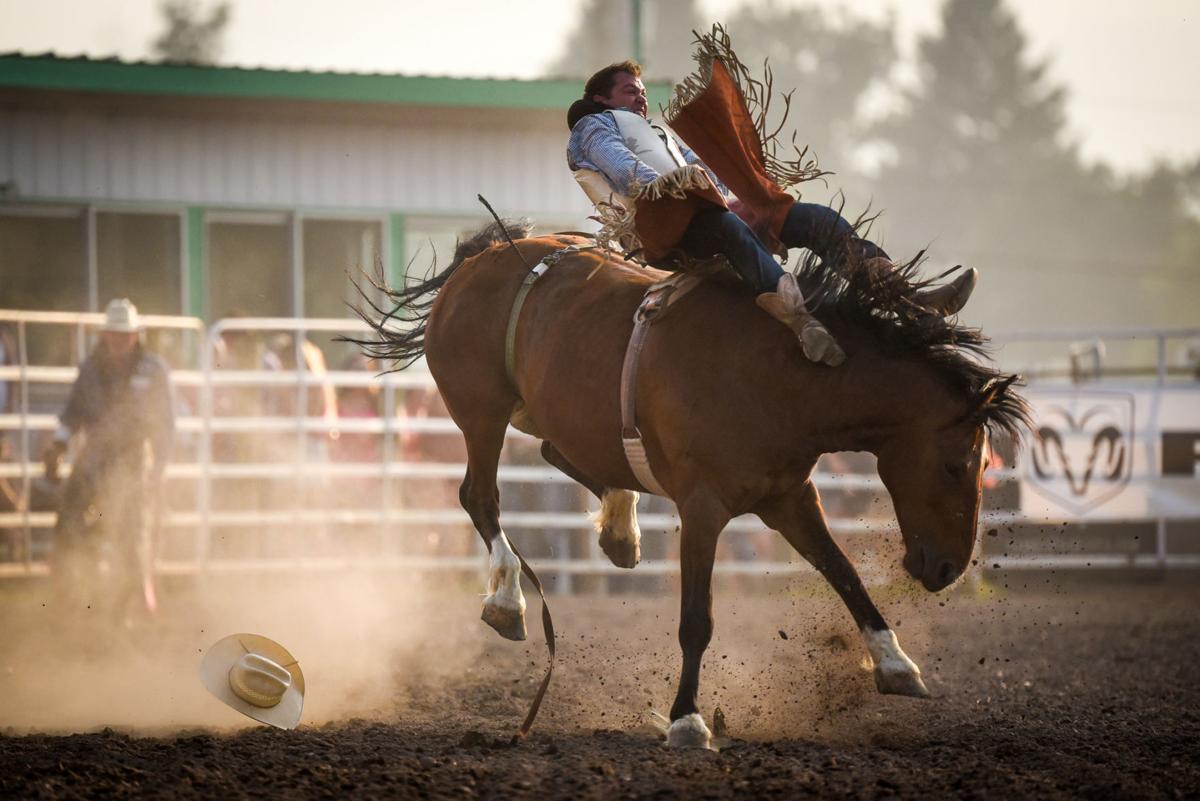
[794,207,1031,443]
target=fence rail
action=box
[2,310,1197,584]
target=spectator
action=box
[212,318,269,465]
[43,299,174,623]
[400,385,469,557]
[209,320,275,559]
[262,334,340,551]
[330,352,384,524]
[330,352,382,464]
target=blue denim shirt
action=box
[59,346,175,471]
[567,111,723,197]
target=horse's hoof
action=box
[874,665,930,698]
[598,526,640,569]
[481,598,527,641]
[666,713,713,749]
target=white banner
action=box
[1019,386,1200,520]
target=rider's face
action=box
[595,72,648,117]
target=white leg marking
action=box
[592,489,641,568]
[862,627,930,698]
[666,713,713,749]
[481,532,526,640]
[593,489,641,546]
[486,531,525,612]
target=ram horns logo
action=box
[1027,393,1134,514]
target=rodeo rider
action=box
[566,59,978,367]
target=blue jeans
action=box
[677,202,889,294]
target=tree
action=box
[546,0,705,82]
[152,0,231,66]
[725,2,896,184]
[870,0,1075,254]
[870,0,1200,331]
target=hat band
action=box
[229,666,284,708]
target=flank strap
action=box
[619,273,703,496]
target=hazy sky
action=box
[1,0,1196,174]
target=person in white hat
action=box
[200,633,305,729]
[43,298,175,622]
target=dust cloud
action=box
[0,569,489,734]
[1,533,962,744]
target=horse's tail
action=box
[351,219,533,371]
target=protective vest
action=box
[609,110,687,175]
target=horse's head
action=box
[875,375,1022,592]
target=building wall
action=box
[0,93,593,332]
[0,97,592,220]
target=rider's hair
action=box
[583,60,642,101]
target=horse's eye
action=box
[944,462,965,478]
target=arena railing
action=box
[993,327,1200,385]
[2,311,1197,583]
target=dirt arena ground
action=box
[1,569,1198,799]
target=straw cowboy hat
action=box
[200,633,305,729]
[100,298,142,333]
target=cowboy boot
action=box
[914,267,978,316]
[755,273,846,367]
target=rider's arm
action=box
[674,137,730,197]
[44,358,94,477]
[567,114,661,198]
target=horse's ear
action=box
[970,374,1020,418]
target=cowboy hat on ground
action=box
[200,633,305,729]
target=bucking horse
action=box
[357,219,1029,749]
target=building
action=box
[0,53,670,330]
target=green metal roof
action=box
[0,53,673,111]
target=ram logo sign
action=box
[1026,392,1135,514]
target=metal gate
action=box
[2,310,1197,582]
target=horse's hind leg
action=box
[758,482,930,698]
[540,442,640,569]
[458,411,527,641]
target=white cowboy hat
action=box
[100,298,142,333]
[199,633,305,729]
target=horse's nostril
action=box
[937,561,957,587]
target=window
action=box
[0,206,87,366]
[404,216,486,276]
[96,211,182,315]
[302,218,382,319]
[207,212,291,320]
[404,215,583,274]
[0,207,86,312]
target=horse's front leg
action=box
[541,441,640,569]
[666,489,730,748]
[759,481,929,698]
